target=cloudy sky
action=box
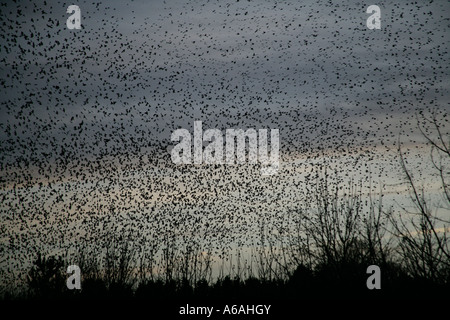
[1,0,448,153]
[0,0,449,283]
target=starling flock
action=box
[0,0,448,290]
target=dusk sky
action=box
[1,0,449,289]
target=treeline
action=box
[2,112,450,300]
[5,170,449,299]
[4,238,450,300]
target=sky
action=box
[0,0,449,287]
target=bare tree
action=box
[103,229,138,289]
[391,110,450,281]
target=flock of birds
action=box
[0,0,448,290]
